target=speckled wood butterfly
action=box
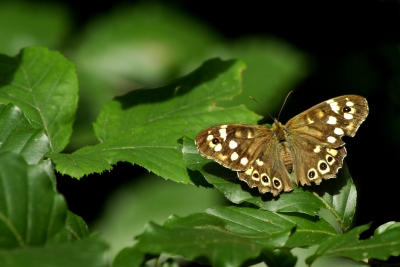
[195,95,368,196]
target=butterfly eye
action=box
[212,138,220,144]
[273,179,281,188]
[343,106,351,113]
[261,175,269,184]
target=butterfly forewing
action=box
[195,124,272,171]
[286,95,368,148]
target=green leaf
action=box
[310,162,357,232]
[112,246,147,267]
[50,58,259,181]
[206,206,337,248]
[0,152,108,266]
[183,136,357,232]
[306,223,400,265]
[0,103,50,164]
[0,234,108,267]
[0,152,67,248]
[0,47,78,152]
[134,210,292,267]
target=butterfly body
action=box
[195,95,368,196]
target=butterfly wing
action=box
[195,124,293,196]
[195,124,271,171]
[237,140,293,196]
[285,95,368,185]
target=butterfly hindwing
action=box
[237,140,293,196]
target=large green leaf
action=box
[205,206,337,248]
[50,59,259,182]
[306,223,400,265]
[123,206,337,267]
[0,152,108,266]
[0,47,78,152]
[0,103,50,164]
[0,234,108,267]
[183,136,357,232]
[132,209,293,267]
[0,153,66,248]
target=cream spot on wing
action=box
[247,131,253,138]
[256,159,264,166]
[317,110,325,118]
[346,101,354,107]
[219,128,227,140]
[346,122,354,130]
[327,116,337,125]
[326,148,338,156]
[314,145,321,153]
[326,99,334,104]
[231,152,239,161]
[344,113,353,120]
[240,157,248,165]
[334,127,344,135]
[208,141,216,148]
[229,140,238,149]
[207,134,213,141]
[234,131,242,138]
[307,117,314,124]
[214,143,222,152]
[221,125,228,128]
[245,167,253,175]
[327,136,336,143]
[219,155,228,160]
[330,101,340,113]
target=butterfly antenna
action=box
[249,96,274,120]
[277,91,293,120]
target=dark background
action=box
[52,0,400,232]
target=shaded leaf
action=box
[0,46,78,152]
[306,223,400,265]
[0,234,108,267]
[134,211,292,267]
[0,103,50,164]
[50,58,258,182]
[205,206,337,248]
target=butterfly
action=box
[195,95,369,196]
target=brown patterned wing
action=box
[286,95,369,148]
[285,95,368,185]
[195,124,293,196]
[287,135,347,186]
[195,124,271,171]
[237,140,294,196]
